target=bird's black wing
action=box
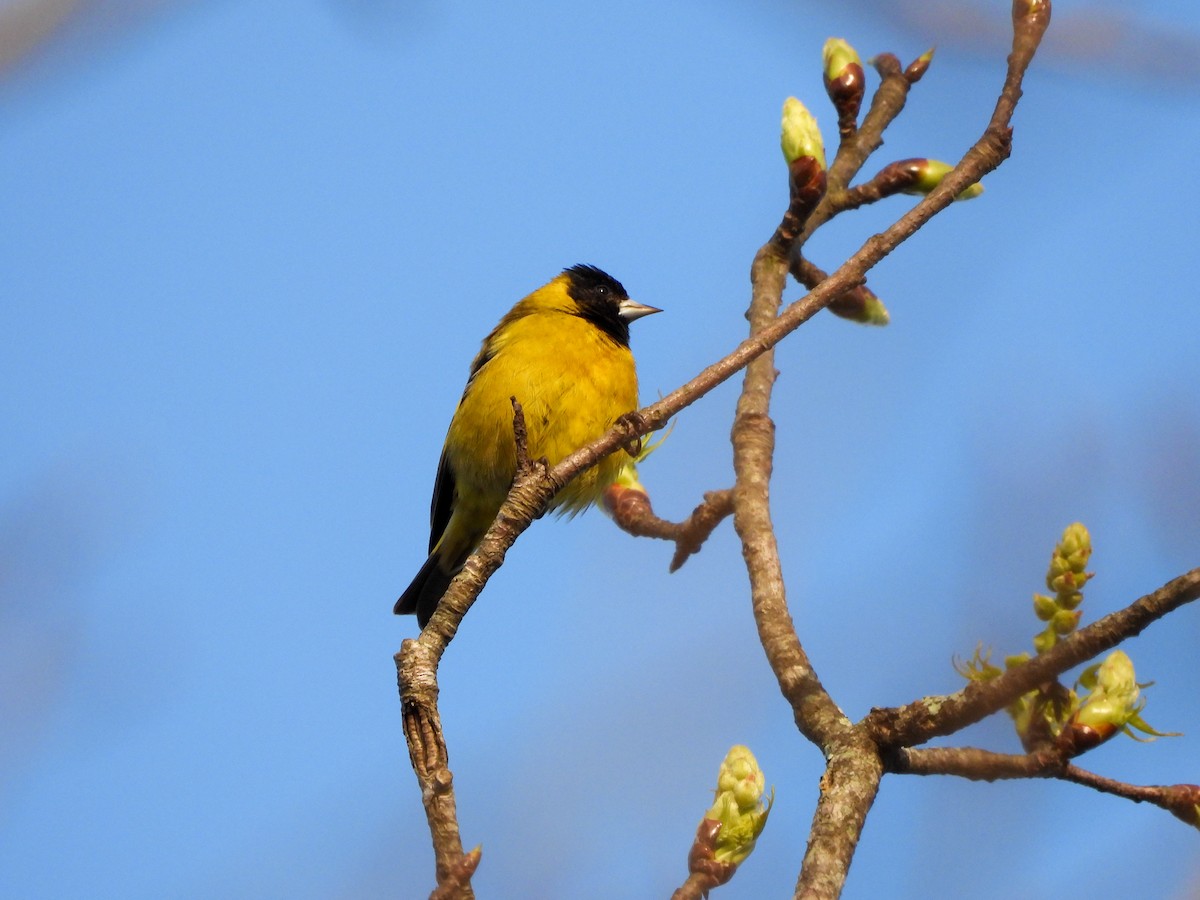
[425,338,501,554]
[427,447,455,554]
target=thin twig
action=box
[670,489,735,572]
[887,746,1065,780]
[889,747,1200,829]
[1057,767,1200,826]
[607,486,734,572]
[1060,765,1176,803]
[511,397,531,474]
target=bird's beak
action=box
[617,298,663,322]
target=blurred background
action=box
[3,0,1198,897]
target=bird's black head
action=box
[564,264,633,346]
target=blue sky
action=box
[3,1,1199,897]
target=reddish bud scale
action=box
[872,158,925,197]
[603,482,653,525]
[826,287,869,318]
[905,55,931,82]
[1164,784,1200,827]
[777,158,828,245]
[686,819,738,887]
[788,156,827,202]
[824,63,865,135]
[827,284,882,324]
[1056,721,1116,758]
[1014,0,1052,29]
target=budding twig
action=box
[866,568,1200,750]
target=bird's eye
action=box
[595,285,608,296]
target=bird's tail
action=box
[394,553,455,628]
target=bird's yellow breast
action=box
[444,307,638,514]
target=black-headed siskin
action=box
[395,265,660,627]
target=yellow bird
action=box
[395,264,661,627]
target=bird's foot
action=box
[615,411,648,457]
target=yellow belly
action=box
[444,309,639,516]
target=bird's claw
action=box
[616,411,648,457]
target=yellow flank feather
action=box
[395,265,660,627]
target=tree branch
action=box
[865,567,1200,750]
[396,639,473,898]
[797,737,884,900]
[1059,767,1200,827]
[735,245,851,750]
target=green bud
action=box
[828,284,890,326]
[1062,650,1178,753]
[822,38,861,82]
[857,294,890,325]
[899,159,984,200]
[1032,593,1058,621]
[1056,590,1084,610]
[1036,522,1094,619]
[1050,523,1092,578]
[713,745,765,812]
[1032,627,1056,655]
[780,98,826,169]
[1048,569,1079,593]
[822,38,865,133]
[1094,649,1137,696]
[1051,608,1081,636]
[1014,682,1076,752]
[705,745,773,866]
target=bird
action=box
[395,264,661,628]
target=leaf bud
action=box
[780,97,827,169]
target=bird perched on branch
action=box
[395,264,661,628]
